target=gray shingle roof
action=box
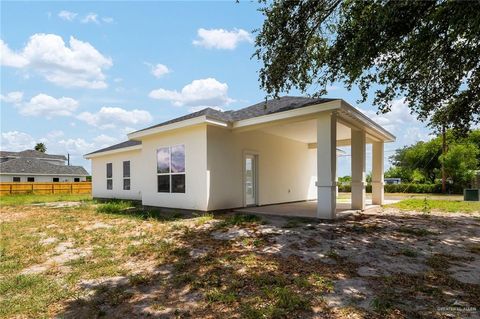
[0,150,67,160]
[86,96,337,156]
[135,96,336,133]
[0,158,89,176]
[85,140,141,156]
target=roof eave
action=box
[339,100,396,143]
[232,100,343,131]
[126,115,229,140]
[84,144,143,159]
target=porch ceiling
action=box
[260,119,351,144]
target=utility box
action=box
[464,189,480,201]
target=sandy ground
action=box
[2,203,479,318]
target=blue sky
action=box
[1,1,433,175]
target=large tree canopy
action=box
[254,0,480,132]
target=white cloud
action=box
[77,106,153,129]
[0,91,24,104]
[359,98,417,133]
[1,34,112,89]
[57,138,95,155]
[17,93,79,118]
[149,78,234,107]
[81,13,99,24]
[0,131,35,151]
[0,40,29,67]
[151,63,170,78]
[92,134,119,148]
[58,10,77,21]
[102,17,114,24]
[193,28,253,50]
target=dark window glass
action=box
[27,177,35,182]
[171,145,185,173]
[107,179,113,190]
[13,177,21,182]
[157,175,170,193]
[123,161,130,178]
[53,178,59,182]
[171,174,186,193]
[123,178,130,190]
[106,163,112,178]
[74,178,80,182]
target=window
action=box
[123,161,130,190]
[53,178,59,182]
[74,178,80,182]
[13,177,20,182]
[27,177,35,182]
[157,145,185,193]
[106,163,113,190]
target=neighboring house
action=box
[0,150,89,182]
[85,96,395,219]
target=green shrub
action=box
[338,183,453,194]
[96,201,133,214]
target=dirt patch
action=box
[84,222,113,231]
[325,278,374,310]
[21,241,91,275]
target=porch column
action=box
[372,141,385,205]
[316,112,337,219]
[351,129,366,210]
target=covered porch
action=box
[233,99,395,219]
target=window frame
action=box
[27,177,35,182]
[123,161,131,190]
[13,177,21,182]
[156,145,186,193]
[106,163,113,190]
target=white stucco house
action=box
[85,96,395,219]
[0,150,89,182]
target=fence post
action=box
[70,183,73,194]
[32,183,34,193]
[52,184,54,194]
[10,184,12,195]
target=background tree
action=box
[387,129,479,188]
[34,143,46,153]
[255,0,480,133]
[440,143,479,187]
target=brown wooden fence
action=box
[0,182,92,195]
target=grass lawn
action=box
[1,198,479,318]
[388,199,480,213]
[0,193,91,206]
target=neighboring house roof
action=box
[0,158,89,176]
[136,96,335,133]
[85,140,142,156]
[0,150,67,161]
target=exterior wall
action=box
[138,125,208,211]
[0,175,86,182]
[206,125,317,210]
[90,149,142,200]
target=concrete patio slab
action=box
[234,200,398,219]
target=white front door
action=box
[245,154,257,206]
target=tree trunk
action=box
[441,126,447,193]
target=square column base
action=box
[317,185,336,219]
[372,181,384,205]
[351,181,365,210]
